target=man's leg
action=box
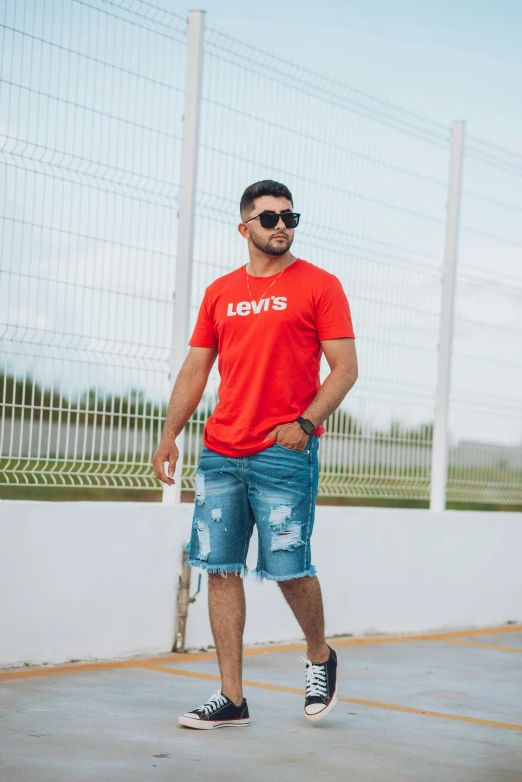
[278,575,330,662]
[208,572,246,706]
[247,438,337,722]
[181,446,253,727]
[248,437,326,661]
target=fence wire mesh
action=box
[1,3,520,505]
[1,0,186,489]
[182,26,451,501]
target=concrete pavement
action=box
[1,625,522,781]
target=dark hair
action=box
[240,180,293,218]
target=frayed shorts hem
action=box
[186,560,249,578]
[185,560,317,582]
[251,565,317,583]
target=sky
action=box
[195,0,522,150]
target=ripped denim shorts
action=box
[186,436,320,581]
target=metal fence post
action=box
[163,10,205,506]
[430,120,465,512]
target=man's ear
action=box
[238,222,249,239]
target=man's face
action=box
[241,196,295,256]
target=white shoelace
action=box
[198,690,228,716]
[299,656,328,698]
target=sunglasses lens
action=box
[282,213,298,228]
[258,212,300,229]
[259,213,279,229]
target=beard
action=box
[250,231,294,256]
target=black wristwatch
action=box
[296,416,316,435]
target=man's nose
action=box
[275,216,286,229]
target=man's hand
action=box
[264,422,309,451]
[152,439,179,486]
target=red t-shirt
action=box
[189,258,355,457]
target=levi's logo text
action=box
[227,296,287,317]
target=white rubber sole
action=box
[304,685,339,723]
[178,715,250,730]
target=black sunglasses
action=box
[245,211,301,230]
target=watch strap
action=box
[296,416,315,435]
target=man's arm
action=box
[266,338,358,450]
[302,338,358,427]
[152,346,218,485]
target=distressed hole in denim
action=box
[271,522,304,552]
[196,520,210,560]
[268,504,293,528]
[195,472,205,505]
[211,507,222,522]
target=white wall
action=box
[1,500,521,667]
[0,502,181,667]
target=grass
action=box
[1,451,520,510]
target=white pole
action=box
[163,10,206,506]
[430,121,465,512]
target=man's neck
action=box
[246,252,296,278]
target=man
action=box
[153,180,357,729]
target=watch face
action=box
[297,417,314,435]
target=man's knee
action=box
[278,574,318,592]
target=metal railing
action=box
[1,2,521,506]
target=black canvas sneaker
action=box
[299,645,338,723]
[178,690,250,730]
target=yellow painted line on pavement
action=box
[331,624,522,646]
[337,697,522,733]
[1,624,520,683]
[241,624,522,656]
[136,664,220,682]
[0,658,140,682]
[135,663,522,734]
[440,639,522,654]
[173,623,522,661]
